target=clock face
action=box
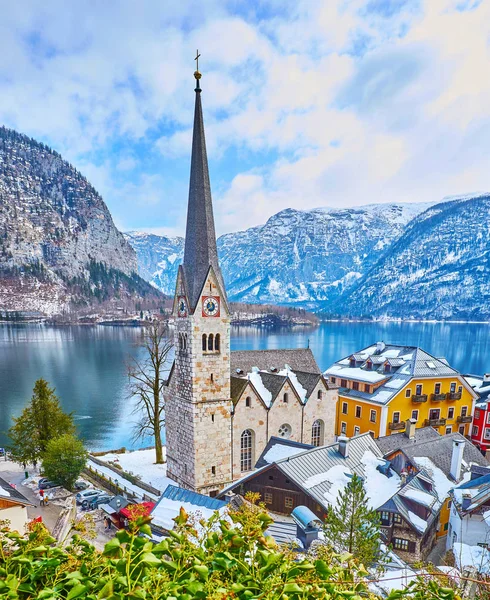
[202,295,220,317]
[177,296,187,317]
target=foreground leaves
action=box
[0,503,461,600]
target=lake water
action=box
[1,321,489,450]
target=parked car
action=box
[75,489,103,505]
[84,493,113,510]
[39,478,59,490]
[74,481,89,491]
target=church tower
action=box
[166,60,232,496]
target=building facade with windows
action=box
[465,374,490,454]
[324,343,477,439]
[165,67,337,496]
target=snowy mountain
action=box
[0,126,162,315]
[123,232,184,294]
[334,194,490,320]
[126,202,432,307]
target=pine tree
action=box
[8,379,76,465]
[323,474,381,567]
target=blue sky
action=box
[0,0,489,237]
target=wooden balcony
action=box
[412,394,428,403]
[389,422,406,431]
[448,392,462,401]
[457,415,472,424]
[425,418,447,427]
[431,393,447,402]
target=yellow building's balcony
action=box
[457,415,472,424]
[412,394,428,403]
[424,418,447,427]
[431,393,447,402]
[388,421,406,431]
[448,392,462,400]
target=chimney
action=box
[462,492,472,511]
[375,341,386,355]
[338,436,349,458]
[450,439,465,481]
[405,418,417,440]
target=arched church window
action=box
[240,429,254,472]
[202,334,207,352]
[311,420,324,447]
[215,333,220,352]
[208,334,214,351]
[245,396,251,407]
[317,389,323,400]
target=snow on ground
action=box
[87,457,174,501]
[407,510,428,533]
[99,448,172,492]
[371,568,418,595]
[263,444,308,464]
[403,488,436,507]
[248,368,272,407]
[453,542,490,574]
[412,457,453,502]
[361,451,401,509]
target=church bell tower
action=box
[166,56,232,496]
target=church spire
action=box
[182,52,226,311]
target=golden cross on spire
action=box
[194,49,202,82]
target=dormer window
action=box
[384,363,391,373]
[349,357,356,368]
[366,360,373,371]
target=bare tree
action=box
[128,322,172,464]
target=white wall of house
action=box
[0,505,29,534]
[447,505,490,550]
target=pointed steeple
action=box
[182,57,226,311]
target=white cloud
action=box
[0,0,489,235]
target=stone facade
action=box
[302,382,337,447]
[166,267,233,495]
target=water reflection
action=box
[0,321,489,450]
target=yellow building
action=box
[324,343,478,439]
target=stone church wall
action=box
[231,385,268,479]
[302,381,337,446]
[267,381,304,443]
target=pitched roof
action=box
[220,433,392,511]
[0,477,33,506]
[231,348,321,375]
[182,79,226,311]
[161,484,226,510]
[255,437,314,469]
[325,343,470,406]
[376,428,488,480]
[230,376,248,405]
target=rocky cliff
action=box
[0,126,162,316]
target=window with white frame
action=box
[393,538,409,551]
[240,430,254,472]
[406,388,412,398]
[355,406,362,418]
[341,422,347,434]
[461,406,468,417]
[486,412,490,425]
[484,428,490,440]
[411,410,418,421]
[472,426,479,436]
[393,412,400,424]
[448,407,454,419]
[370,410,376,423]
[450,382,456,393]
[342,402,348,414]
[445,427,452,435]
[354,426,360,435]
[311,420,324,447]
[475,409,480,420]
[416,384,423,395]
[435,383,441,394]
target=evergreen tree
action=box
[8,379,75,464]
[41,434,87,490]
[323,474,382,567]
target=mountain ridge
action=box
[0,126,163,315]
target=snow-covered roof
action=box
[324,343,467,406]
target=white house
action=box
[0,477,34,533]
